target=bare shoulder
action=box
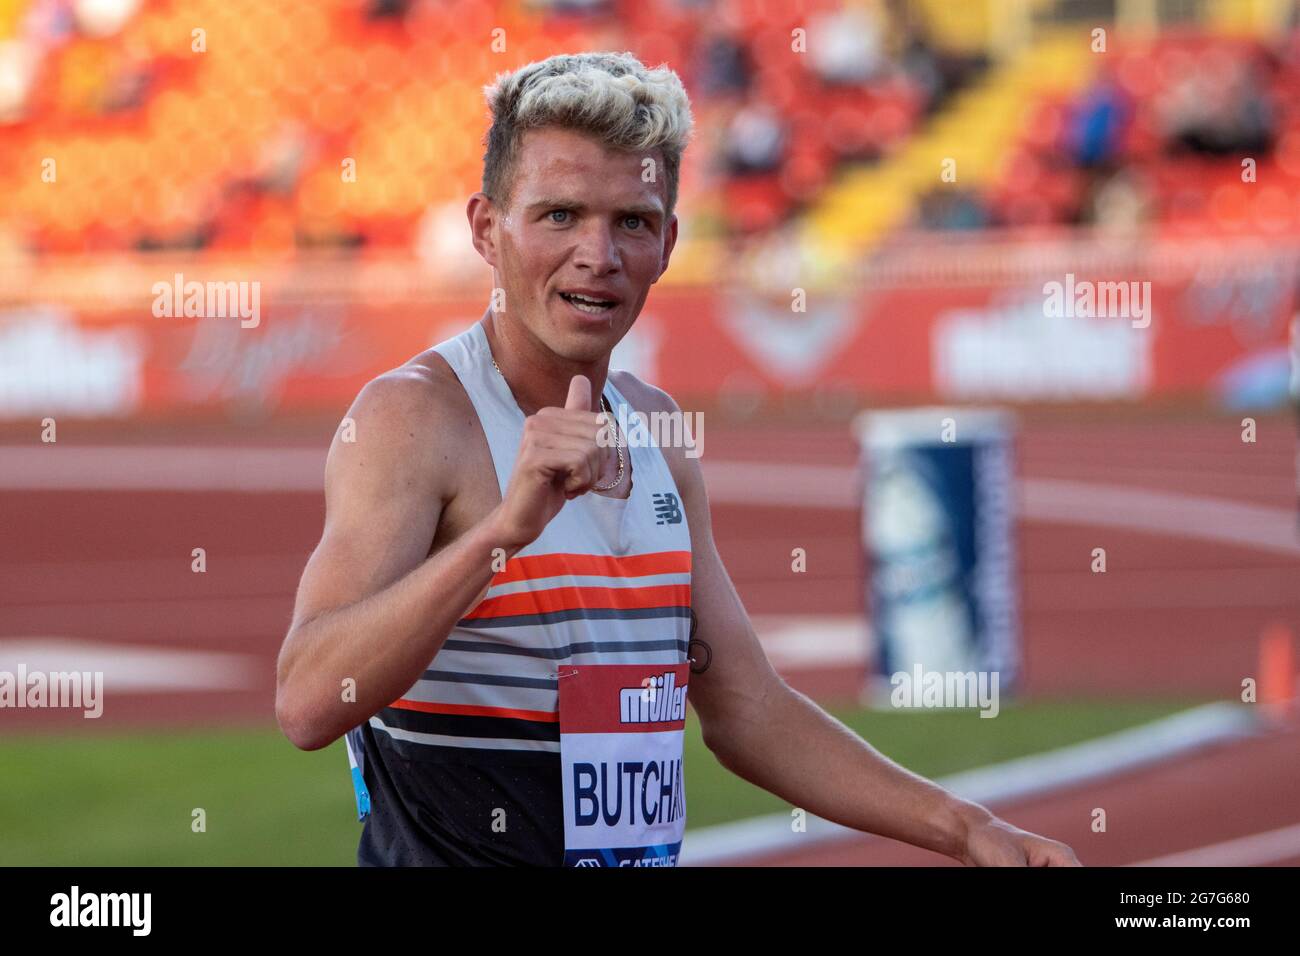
[609,369,680,415]
[326,348,476,506]
[353,347,471,422]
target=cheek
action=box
[512,228,566,281]
[622,236,664,274]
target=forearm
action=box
[710,682,991,860]
[276,510,515,749]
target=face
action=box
[470,126,678,364]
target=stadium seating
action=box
[4,0,1297,264]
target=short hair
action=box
[481,51,694,216]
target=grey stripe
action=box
[369,716,561,753]
[400,679,558,711]
[460,606,691,629]
[442,637,688,661]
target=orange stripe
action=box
[491,551,691,586]
[390,699,559,722]
[465,583,691,620]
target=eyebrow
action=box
[525,198,663,219]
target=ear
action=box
[653,214,679,284]
[467,192,499,268]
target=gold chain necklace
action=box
[492,357,625,492]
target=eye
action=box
[548,209,570,224]
[623,215,643,230]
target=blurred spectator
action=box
[694,28,750,97]
[99,44,153,113]
[529,0,615,16]
[73,0,139,37]
[1,0,75,122]
[723,94,785,175]
[366,0,412,19]
[886,0,986,114]
[897,29,942,109]
[249,121,313,196]
[807,4,886,85]
[0,40,37,121]
[916,187,990,231]
[23,0,77,45]
[1069,70,1131,169]
[1160,57,1275,156]
[1084,167,1153,233]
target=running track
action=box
[1,412,1297,865]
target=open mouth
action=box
[558,291,619,315]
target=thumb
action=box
[565,374,591,412]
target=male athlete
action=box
[275,52,1080,867]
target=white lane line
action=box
[0,446,327,491]
[3,448,1297,555]
[1021,479,1300,557]
[0,638,260,692]
[754,614,870,669]
[680,702,1258,866]
[703,461,858,507]
[1130,822,1300,867]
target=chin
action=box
[543,305,632,358]
[552,334,619,365]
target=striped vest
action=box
[349,320,692,866]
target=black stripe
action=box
[420,669,557,689]
[441,637,689,660]
[380,706,560,742]
[456,606,692,629]
[367,725,561,767]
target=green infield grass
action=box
[0,696,1208,865]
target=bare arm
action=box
[621,376,1079,865]
[274,370,507,750]
[276,368,611,752]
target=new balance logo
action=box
[652,492,682,525]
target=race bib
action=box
[559,663,689,867]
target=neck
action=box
[481,306,608,414]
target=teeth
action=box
[562,292,614,312]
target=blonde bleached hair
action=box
[481,51,694,216]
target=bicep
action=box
[676,455,783,736]
[290,384,445,629]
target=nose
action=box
[571,219,621,276]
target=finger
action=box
[531,444,594,494]
[529,432,603,458]
[527,424,608,475]
[565,374,592,412]
[1028,839,1074,867]
[529,410,606,439]
[1048,846,1082,867]
[560,450,594,495]
[536,405,603,424]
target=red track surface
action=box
[735,719,1300,867]
[2,413,1298,865]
